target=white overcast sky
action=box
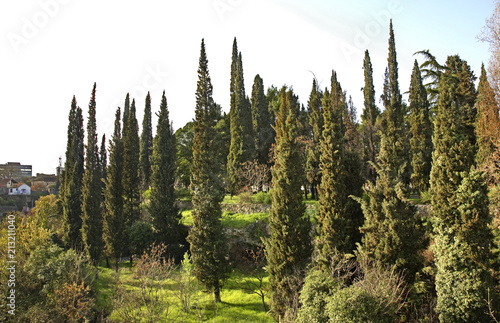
[0,0,495,175]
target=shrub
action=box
[238,191,253,204]
[253,191,272,205]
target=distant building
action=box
[7,180,31,196]
[0,162,32,181]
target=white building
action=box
[8,182,31,195]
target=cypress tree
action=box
[357,131,425,283]
[381,20,410,184]
[103,108,125,271]
[140,92,153,189]
[149,91,183,259]
[62,97,85,249]
[81,83,104,266]
[187,39,229,303]
[433,168,494,323]
[305,78,323,200]
[251,74,274,166]
[475,64,500,166]
[228,51,255,193]
[409,60,433,193]
[316,78,350,267]
[122,98,141,228]
[100,134,107,191]
[264,88,312,320]
[343,95,365,250]
[122,93,130,136]
[361,50,380,182]
[431,59,494,322]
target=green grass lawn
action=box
[94,263,273,322]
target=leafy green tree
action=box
[187,39,229,303]
[361,50,381,182]
[149,91,184,259]
[81,83,104,267]
[140,92,153,190]
[409,60,433,193]
[122,98,141,228]
[264,88,312,321]
[175,121,194,188]
[228,51,255,193]
[251,74,274,166]
[380,20,410,184]
[103,108,125,271]
[62,97,85,249]
[476,64,500,167]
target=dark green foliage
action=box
[228,51,255,193]
[409,60,433,193]
[381,20,410,184]
[251,74,274,166]
[99,134,107,186]
[445,55,477,151]
[431,57,495,322]
[187,39,229,303]
[434,168,494,323]
[140,92,153,189]
[305,78,323,200]
[175,121,194,188]
[357,131,425,283]
[149,91,184,259]
[62,97,85,249]
[430,61,476,227]
[264,88,312,320]
[128,220,155,257]
[81,83,104,266]
[361,50,381,183]
[122,93,130,136]
[103,108,125,271]
[476,64,500,166]
[317,73,350,267]
[122,98,141,228]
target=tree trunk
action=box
[214,282,221,303]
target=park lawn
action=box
[95,263,273,322]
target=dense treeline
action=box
[2,16,500,322]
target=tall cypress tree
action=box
[187,39,229,303]
[228,51,255,193]
[104,108,125,271]
[140,92,153,189]
[251,74,274,166]
[409,60,432,193]
[316,77,350,267]
[265,88,312,321]
[100,134,107,192]
[62,97,85,249]
[122,98,141,229]
[381,20,410,184]
[357,131,425,283]
[475,64,500,166]
[361,50,380,182]
[149,91,183,259]
[81,83,104,266]
[122,93,130,136]
[305,78,323,200]
[431,58,494,322]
